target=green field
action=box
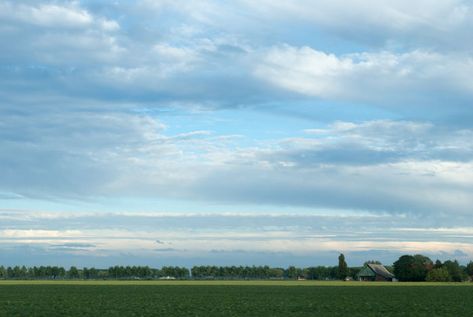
[0,281,472,316]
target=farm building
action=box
[357,263,395,281]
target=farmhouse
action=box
[357,263,395,281]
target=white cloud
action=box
[2,1,473,268]
[243,0,473,50]
[0,2,123,70]
[2,1,472,116]
[1,211,473,265]
[138,0,473,51]
[1,229,81,238]
[0,2,92,28]
[153,43,197,61]
[255,45,473,107]
[0,1,118,31]
[100,19,120,32]
[3,111,473,216]
[256,46,353,97]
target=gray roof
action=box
[367,264,394,278]
[357,266,376,277]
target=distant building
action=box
[358,263,395,281]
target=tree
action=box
[0,266,5,279]
[393,254,433,281]
[466,261,473,279]
[51,267,61,279]
[338,253,349,280]
[443,260,464,282]
[304,266,330,280]
[426,267,450,282]
[68,266,80,279]
[88,267,98,279]
[269,268,284,279]
[286,266,298,279]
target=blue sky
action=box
[1,0,473,267]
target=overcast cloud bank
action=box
[1,0,473,266]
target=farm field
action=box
[0,281,472,316]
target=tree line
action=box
[0,264,356,280]
[191,265,354,280]
[0,254,472,281]
[0,265,189,280]
[393,255,473,282]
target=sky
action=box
[1,0,473,268]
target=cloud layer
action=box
[1,0,473,265]
[1,210,472,267]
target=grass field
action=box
[0,280,472,316]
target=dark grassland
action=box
[0,282,472,317]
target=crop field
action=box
[0,281,472,317]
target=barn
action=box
[357,263,395,281]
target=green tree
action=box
[305,266,330,280]
[68,266,80,279]
[88,268,98,279]
[269,268,284,279]
[13,266,24,278]
[6,267,13,278]
[51,267,62,279]
[338,253,349,280]
[443,260,464,282]
[466,261,473,279]
[393,254,433,281]
[426,267,450,282]
[286,266,298,279]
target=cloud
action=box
[0,1,120,31]
[137,0,473,52]
[0,110,170,198]
[2,0,472,119]
[0,2,94,28]
[243,0,473,50]
[143,120,473,215]
[0,1,122,67]
[0,229,80,238]
[0,1,265,109]
[155,248,181,252]
[256,46,473,114]
[291,120,473,164]
[0,192,23,200]
[51,243,96,248]
[48,243,96,253]
[1,211,472,266]
[1,0,473,266]
[2,113,473,216]
[187,160,473,215]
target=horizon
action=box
[2,0,473,268]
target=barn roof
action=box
[358,266,376,277]
[367,264,394,278]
